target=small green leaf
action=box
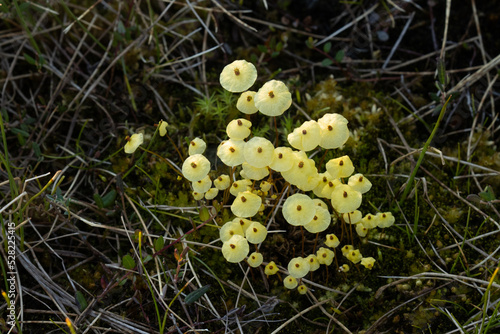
[199,207,210,222]
[101,190,117,208]
[335,50,345,63]
[305,37,314,49]
[11,127,29,137]
[323,42,332,53]
[321,58,333,67]
[275,41,283,52]
[184,284,211,305]
[122,254,136,270]
[93,193,104,209]
[257,44,268,53]
[437,58,447,88]
[270,51,280,58]
[75,291,88,311]
[154,236,165,252]
[23,53,37,66]
[479,186,496,202]
[32,142,41,158]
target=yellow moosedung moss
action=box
[219,60,257,93]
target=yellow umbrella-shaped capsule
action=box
[283,275,298,289]
[214,174,231,190]
[297,284,308,295]
[226,118,252,140]
[205,188,219,200]
[230,217,252,234]
[282,193,315,226]
[269,146,295,172]
[240,163,269,181]
[182,154,211,182]
[326,155,355,179]
[331,184,362,213]
[192,191,204,201]
[264,261,279,275]
[237,91,258,114]
[254,80,292,116]
[245,221,267,244]
[247,252,264,267]
[220,221,244,242]
[219,60,257,93]
[342,210,363,224]
[221,235,250,263]
[341,245,354,257]
[318,113,349,149]
[260,181,272,192]
[305,254,320,271]
[320,178,342,199]
[287,257,310,278]
[158,120,168,137]
[304,206,331,233]
[188,137,206,155]
[348,173,372,194]
[229,179,252,196]
[345,249,363,264]
[361,213,379,229]
[316,247,335,266]
[244,136,275,168]
[360,257,376,269]
[217,139,246,167]
[124,133,144,154]
[231,191,262,218]
[376,212,395,228]
[192,175,211,193]
[287,120,321,152]
[325,234,340,248]
[355,223,369,237]
[312,198,329,211]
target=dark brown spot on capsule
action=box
[269,91,275,98]
[302,129,307,135]
[339,160,344,166]
[298,161,304,168]
[253,227,258,233]
[234,68,240,76]
[229,147,235,152]
[190,141,196,146]
[247,95,252,102]
[367,215,372,220]
[329,236,334,240]
[278,153,283,159]
[322,253,327,258]
[257,147,263,153]
[295,263,300,268]
[239,219,244,225]
[382,213,387,218]
[191,162,197,168]
[323,176,327,182]
[343,191,348,198]
[297,205,302,211]
[241,196,247,202]
[359,176,363,182]
[328,125,333,131]
[237,120,242,126]
[328,181,334,187]
[230,244,236,249]
[229,231,234,236]
[313,216,318,221]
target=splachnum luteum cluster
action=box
[181,60,395,292]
